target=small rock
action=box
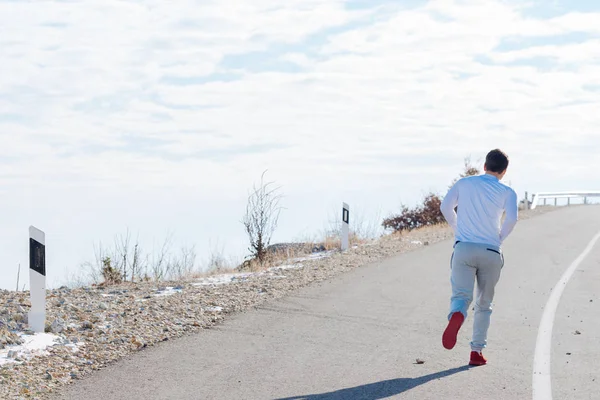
[0,328,23,349]
[12,313,26,323]
[415,359,425,364]
[131,336,145,349]
[81,321,94,330]
[49,319,66,334]
[566,353,572,356]
[575,330,581,335]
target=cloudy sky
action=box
[1,0,599,289]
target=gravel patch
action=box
[0,207,557,399]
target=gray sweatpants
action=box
[449,241,504,352]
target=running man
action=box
[440,149,519,366]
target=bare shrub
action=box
[78,231,199,286]
[113,229,147,282]
[80,230,148,285]
[101,257,122,285]
[81,242,110,285]
[204,240,230,272]
[150,234,173,281]
[169,245,197,280]
[242,171,284,265]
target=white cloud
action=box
[490,40,600,64]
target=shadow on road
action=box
[275,365,472,400]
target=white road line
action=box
[532,231,600,400]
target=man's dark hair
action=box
[485,149,509,173]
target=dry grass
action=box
[381,222,449,242]
[185,267,238,281]
[321,232,371,250]
[239,248,308,273]
[221,232,371,275]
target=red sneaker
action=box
[469,351,487,366]
[442,312,465,350]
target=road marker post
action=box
[341,203,350,251]
[29,226,46,333]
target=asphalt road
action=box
[54,205,600,400]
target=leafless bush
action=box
[79,230,147,285]
[168,245,197,280]
[101,257,122,285]
[81,242,109,285]
[77,230,200,286]
[204,240,231,272]
[150,234,173,281]
[242,171,284,264]
[62,269,89,289]
[113,229,147,282]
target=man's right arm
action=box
[440,181,459,232]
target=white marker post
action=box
[341,203,350,251]
[29,226,46,333]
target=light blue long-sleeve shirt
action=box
[440,174,519,249]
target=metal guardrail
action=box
[530,191,600,209]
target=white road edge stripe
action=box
[532,231,600,400]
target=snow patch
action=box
[0,333,60,366]
[194,273,253,286]
[193,254,328,287]
[268,264,304,271]
[292,251,335,262]
[154,287,183,297]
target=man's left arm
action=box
[500,189,519,242]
